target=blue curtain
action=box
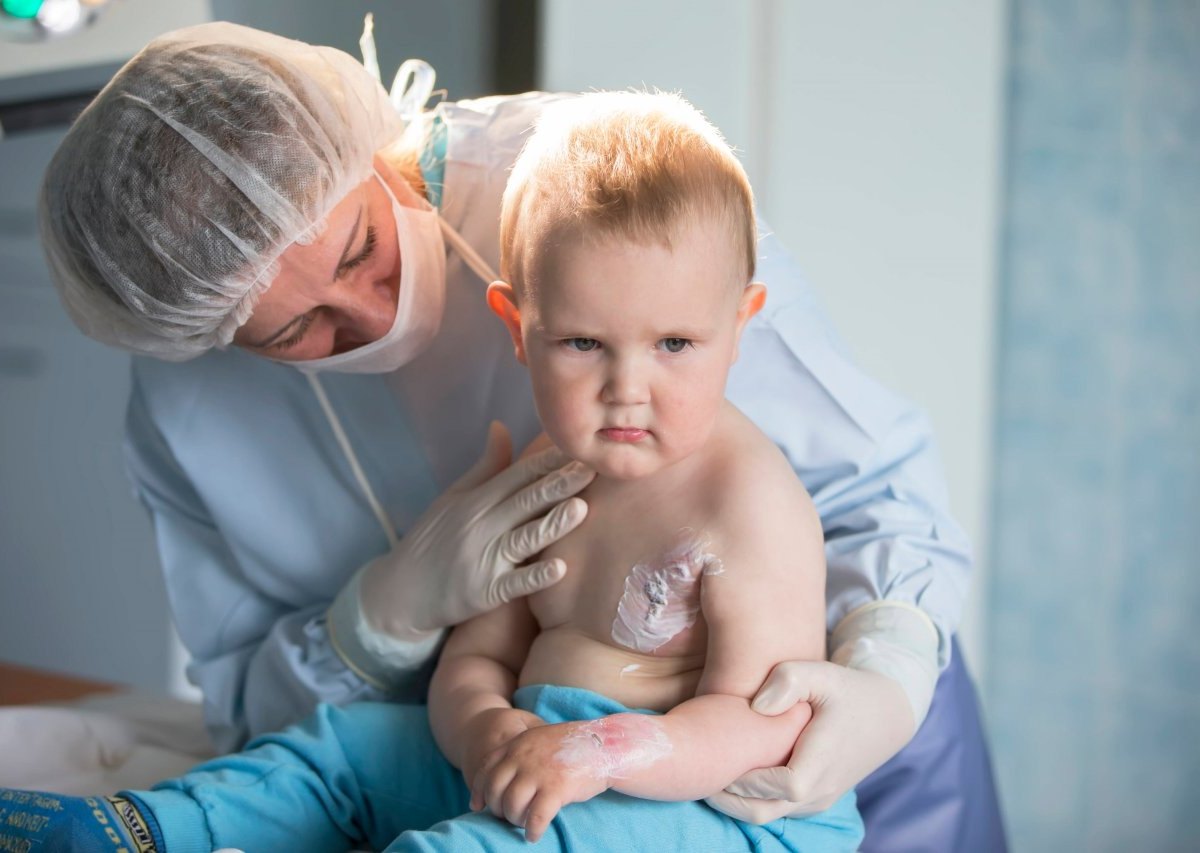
[987,1,1200,849]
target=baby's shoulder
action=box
[707,404,809,498]
[701,404,820,547]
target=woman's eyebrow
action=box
[249,205,365,348]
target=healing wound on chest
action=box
[609,533,724,654]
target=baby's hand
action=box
[470,722,611,843]
[461,707,546,790]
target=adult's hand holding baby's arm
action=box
[327,421,593,688]
[707,602,939,822]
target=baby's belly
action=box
[518,626,704,713]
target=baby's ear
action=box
[731,282,767,362]
[486,281,527,365]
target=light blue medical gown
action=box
[122,93,971,753]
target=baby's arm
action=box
[428,596,541,779]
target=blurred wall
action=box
[987,1,1200,849]
[0,122,172,691]
[541,0,1006,678]
[209,0,497,102]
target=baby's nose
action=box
[602,356,650,405]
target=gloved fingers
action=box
[491,558,568,605]
[497,493,589,563]
[477,443,581,506]
[448,421,514,494]
[722,765,804,802]
[495,461,595,530]
[723,764,842,813]
[751,659,837,715]
[704,790,802,825]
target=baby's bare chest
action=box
[528,498,725,657]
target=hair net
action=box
[39,21,404,360]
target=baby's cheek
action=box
[539,397,594,455]
[659,400,719,458]
[530,389,575,444]
[539,412,587,461]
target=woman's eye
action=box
[337,225,377,276]
[659,337,692,354]
[563,338,600,352]
[273,313,316,351]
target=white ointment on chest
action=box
[611,533,723,654]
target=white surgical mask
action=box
[287,172,447,374]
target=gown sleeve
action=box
[122,373,435,752]
[732,223,973,670]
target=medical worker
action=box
[37,21,1003,850]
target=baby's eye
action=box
[659,338,693,354]
[562,338,600,352]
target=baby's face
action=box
[493,217,763,480]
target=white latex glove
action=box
[328,422,593,688]
[706,603,939,823]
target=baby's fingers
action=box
[523,791,562,844]
[469,747,510,810]
[468,769,490,812]
[469,769,485,811]
[480,762,518,818]
[501,777,538,829]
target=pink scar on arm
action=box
[554,714,672,779]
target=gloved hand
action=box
[364,421,593,633]
[706,603,939,822]
[328,422,593,687]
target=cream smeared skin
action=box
[610,533,724,655]
[553,715,673,780]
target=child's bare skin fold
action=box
[429,200,828,842]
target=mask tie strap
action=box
[359,14,436,123]
[390,59,437,122]
[438,219,498,284]
[358,13,383,84]
[302,226,488,549]
[306,372,399,548]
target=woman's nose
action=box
[330,275,398,351]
